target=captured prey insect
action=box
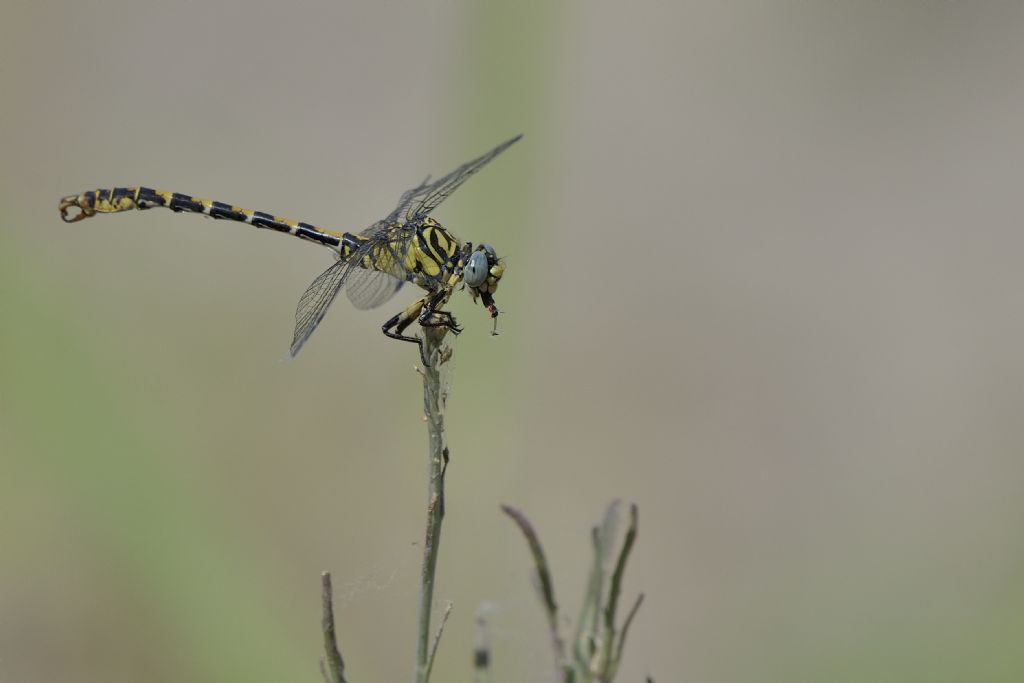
[58,135,520,365]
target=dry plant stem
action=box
[320,572,348,683]
[416,327,450,683]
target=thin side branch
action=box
[604,504,638,633]
[598,504,639,679]
[500,505,558,616]
[612,593,645,675]
[424,601,453,682]
[576,501,620,670]
[501,504,568,678]
[321,572,348,683]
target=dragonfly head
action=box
[462,243,504,319]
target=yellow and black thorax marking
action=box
[340,217,462,289]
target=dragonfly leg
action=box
[382,297,432,365]
[421,311,462,335]
[382,297,425,343]
[383,290,460,365]
[418,289,461,334]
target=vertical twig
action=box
[416,326,450,683]
[321,572,348,683]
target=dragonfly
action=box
[58,135,520,365]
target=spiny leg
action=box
[382,290,461,365]
[418,289,461,334]
[382,296,426,343]
[382,297,432,365]
[421,311,461,334]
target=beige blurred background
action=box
[3,2,1024,681]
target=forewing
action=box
[389,135,522,223]
[290,259,352,357]
[389,176,430,225]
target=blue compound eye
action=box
[480,243,497,262]
[465,250,489,288]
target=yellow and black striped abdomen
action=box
[59,187,345,248]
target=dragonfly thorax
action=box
[409,217,461,286]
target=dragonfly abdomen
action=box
[58,187,344,248]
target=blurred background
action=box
[3,2,1024,681]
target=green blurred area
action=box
[4,2,1024,682]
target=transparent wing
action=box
[389,176,430,226]
[358,219,389,238]
[345,219,414,309]
[290,259,353,357]
[345,268,404,310]
[389,135,522,223]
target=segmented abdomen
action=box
[58,187,344,248]
[58,187,462,286]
